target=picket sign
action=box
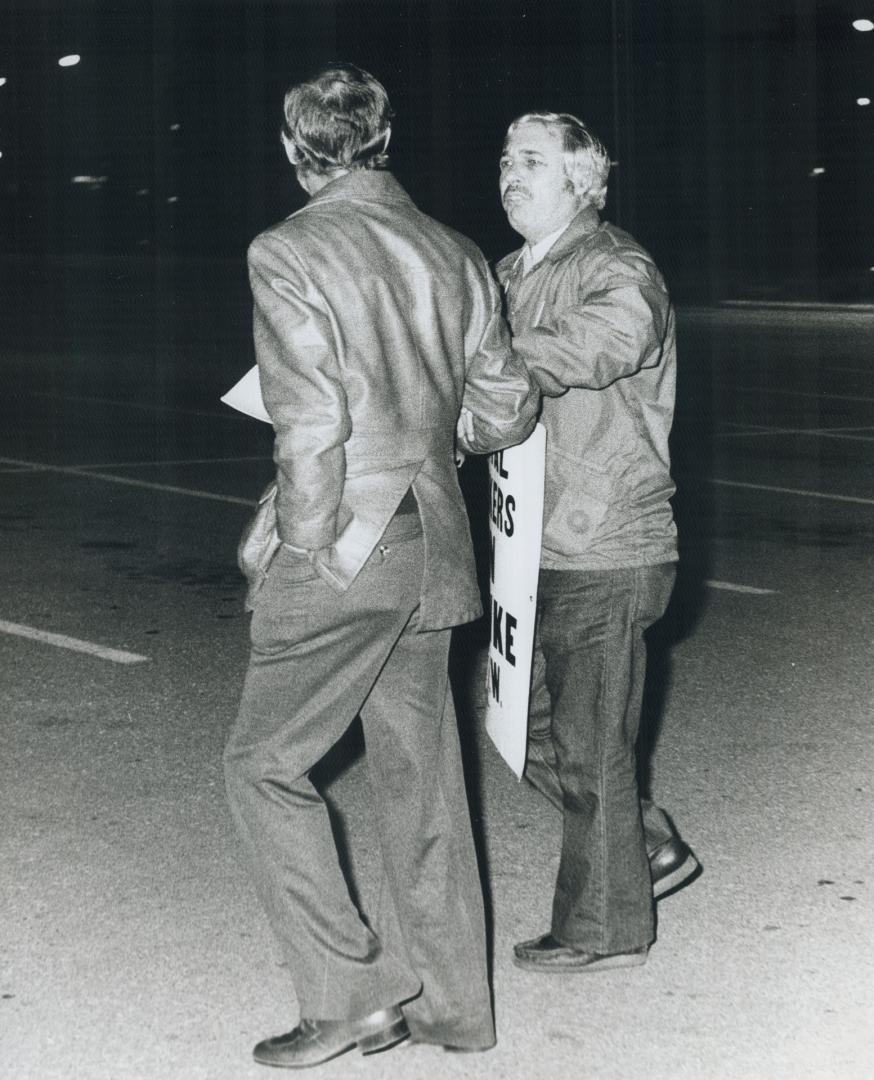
[484,423,546,778]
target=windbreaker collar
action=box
[497,203,602,276]
[542,204,602,261]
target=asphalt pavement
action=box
[1,267,873,1080]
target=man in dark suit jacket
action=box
[224,64,537,1069]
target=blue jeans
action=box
[526,563,677,953]
[224,515,495,1050]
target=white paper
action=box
[220,365,271,424]
[484,423,546,778]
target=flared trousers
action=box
[224,522,495,1050]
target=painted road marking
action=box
[716,424,874,443]
[816,430,874,442]
[721,423,874,431]
[73,455,270,470]
[705,580,776,595]
[0,620,150,665]
[23,389,246,422]
[821,367,874,377]
[736,385,874,405]
[0,456,255,507]
[711,478,874,507]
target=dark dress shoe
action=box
[253,1005,409,1068]
[513,933,648,973]
[649,836,701,899]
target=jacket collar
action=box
[497,204,602,277]
[301,168,414,210]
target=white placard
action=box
[484,423,546,778]
[221,365,271,424]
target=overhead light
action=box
[809,166,826,176]
[58,54,81,67]
[0,77,7,87]
[858,97,872,106]
[852,19,874,31]
[71,175,108,192]
[166,195,179,203]
[169,123,181,132]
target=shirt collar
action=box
[513,220,573,275]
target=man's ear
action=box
[281,132,297,166]
[281,133,315,194]
[382,126,392,152]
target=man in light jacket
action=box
[497,112,699,974]
[223,65,537,1068]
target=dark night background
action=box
[2,9,874,1075]
[1,0,872,303]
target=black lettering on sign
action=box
[489,658,501,703]
[489,533,496,585]
[505,611,517,665]
[492,598,503,654]
[491,600,518,667]
[489,477,502,532]
[496,451,509,479]
[489,478,517,536]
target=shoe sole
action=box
[653,852,701,900]
[359,1018,410,1055]
[512,949,648,974]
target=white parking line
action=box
[74,455,270,470]
[716,425,874,443]
[722,423,874,432]
[736,385,874,404]
[23,389,245,422]
[705,580,776,595]
[0,456,255,507]
[711,478,874,507]
[0,619,150,664]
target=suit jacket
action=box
[244,169,537,630]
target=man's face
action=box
[499,121,581,245]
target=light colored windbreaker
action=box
[496,205,678,571]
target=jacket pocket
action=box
[238,481,282,609]
[542,449,611,557]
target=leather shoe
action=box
[513,933,648,973]
[253,1005,409,1068]
[650,836,701,899]
[399,1039,489,1054]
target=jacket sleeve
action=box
[456,260,539,455]
[512,259,672,396]
[248,232,351,550]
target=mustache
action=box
[501,184,529,200]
